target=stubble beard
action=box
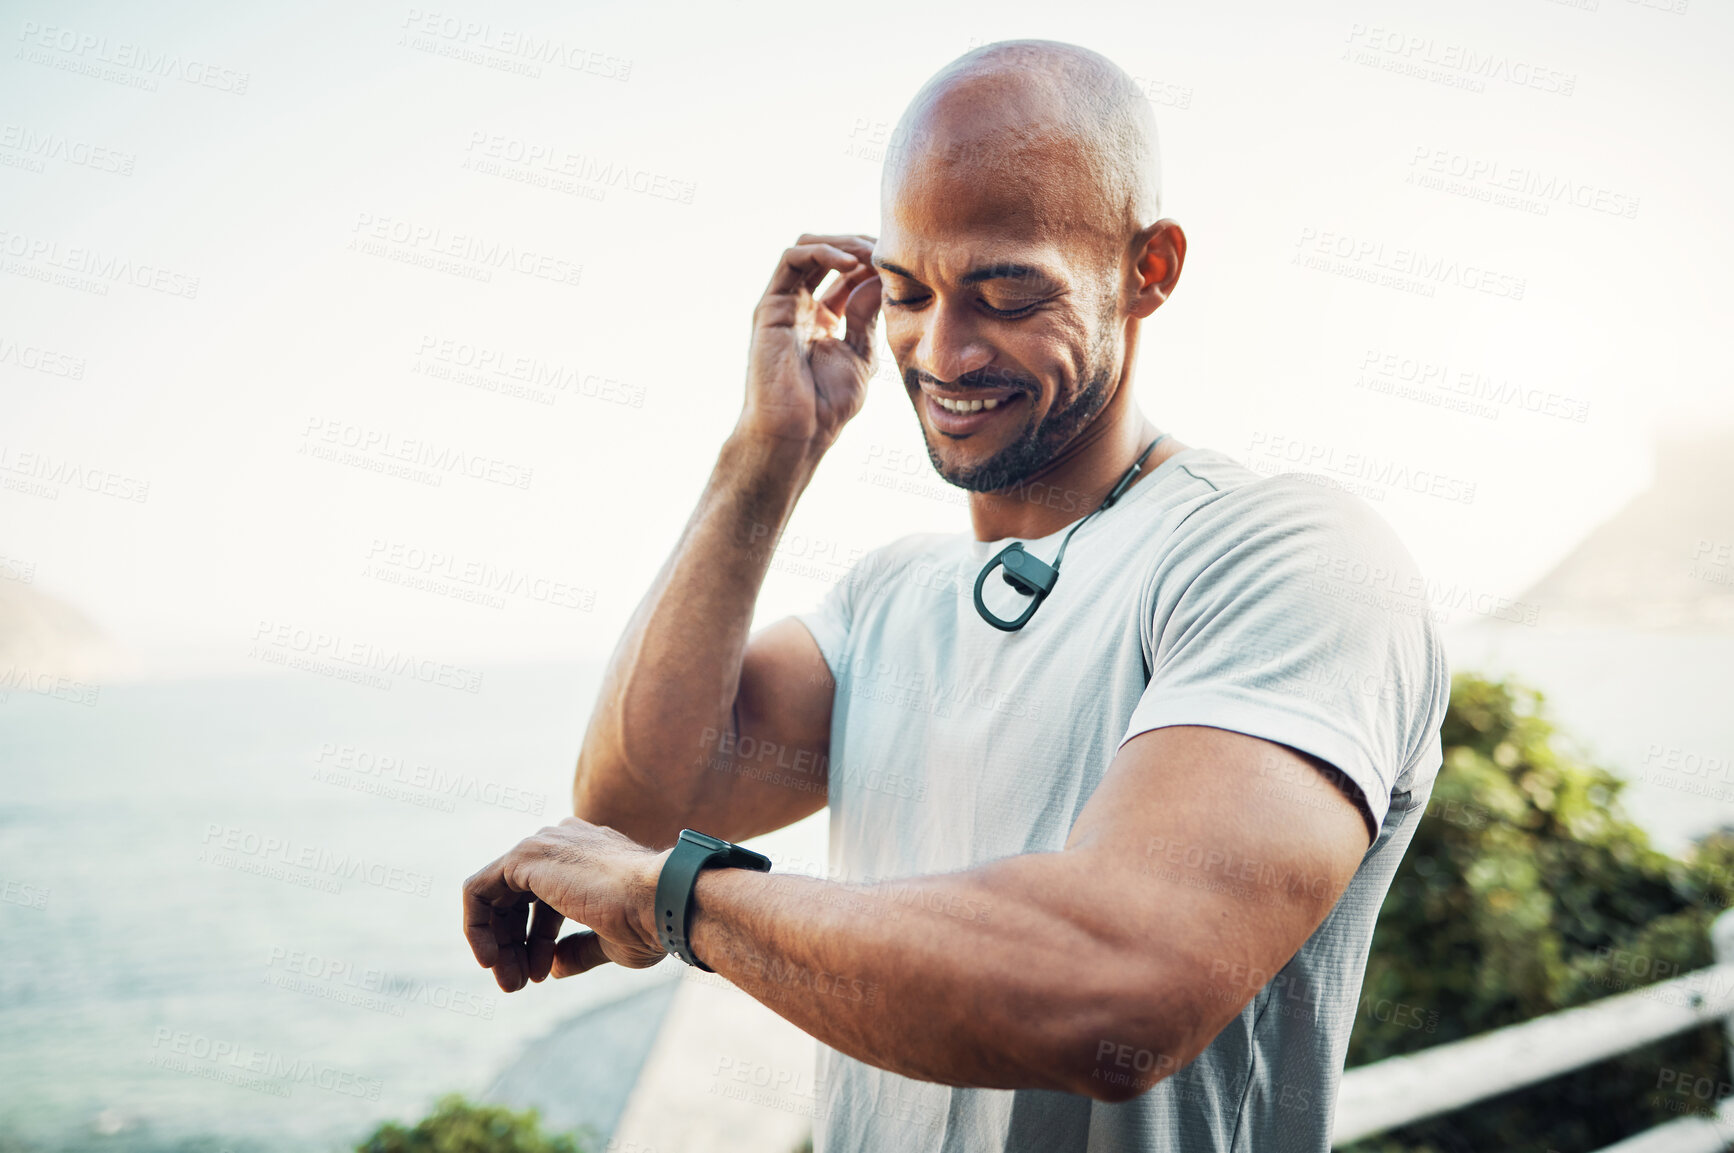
[923,335,1122,494]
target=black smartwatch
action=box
[655,829,772,972]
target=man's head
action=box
[873,40,1182,492]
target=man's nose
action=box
[911,299,994,385]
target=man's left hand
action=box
[461,817,670,992]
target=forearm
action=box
[681,852,1192,1099]
[574,431,822,845]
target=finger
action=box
[551,929,614,979]
[766,243,862,298]
[819,261,879,317]
[526,899,565,983]
[462,857,520,968]
[796,232,876,258]
[492,890,532,992]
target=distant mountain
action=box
[0,571,118,683]
[1510,429,1734,633]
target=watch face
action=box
[679,829,729,852]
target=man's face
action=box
[874,165,1126,493]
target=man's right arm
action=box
[572,233,884,849]
[572,435,837,848]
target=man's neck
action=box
[965,414,1186,543]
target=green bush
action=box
[1343,672,1734,1152]
[355,1095,596,1153]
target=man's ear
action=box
[1128,219,1185,319]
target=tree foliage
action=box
[355,1095,596,1153]
[1343,672,1734,1152]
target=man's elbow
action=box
[1056,969,1214,1104]
[1070,1034,1191,1104]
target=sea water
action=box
[0,662,685,1151]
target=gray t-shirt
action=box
[793,444,1451,1153]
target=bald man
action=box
[463,39,1449,1153]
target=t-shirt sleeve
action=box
[792,533,947,682]
[793,569,854,681]
[1120,476,1449,842]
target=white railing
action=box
[1333,908,1734,1150]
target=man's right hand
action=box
[739,233,882,451]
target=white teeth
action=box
[934,395,1004,414]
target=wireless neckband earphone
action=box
[972,434,1169,632]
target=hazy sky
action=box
[3,0,1729,680]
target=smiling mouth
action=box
[933,395,1007,414]
[921,387,1025,436]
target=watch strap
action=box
[655,829,771,972]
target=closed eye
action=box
[884,295,1044,319]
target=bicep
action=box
[690,615,834,842]
[1065,725,1370,1056]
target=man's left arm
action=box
[462,722,1370,1103]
